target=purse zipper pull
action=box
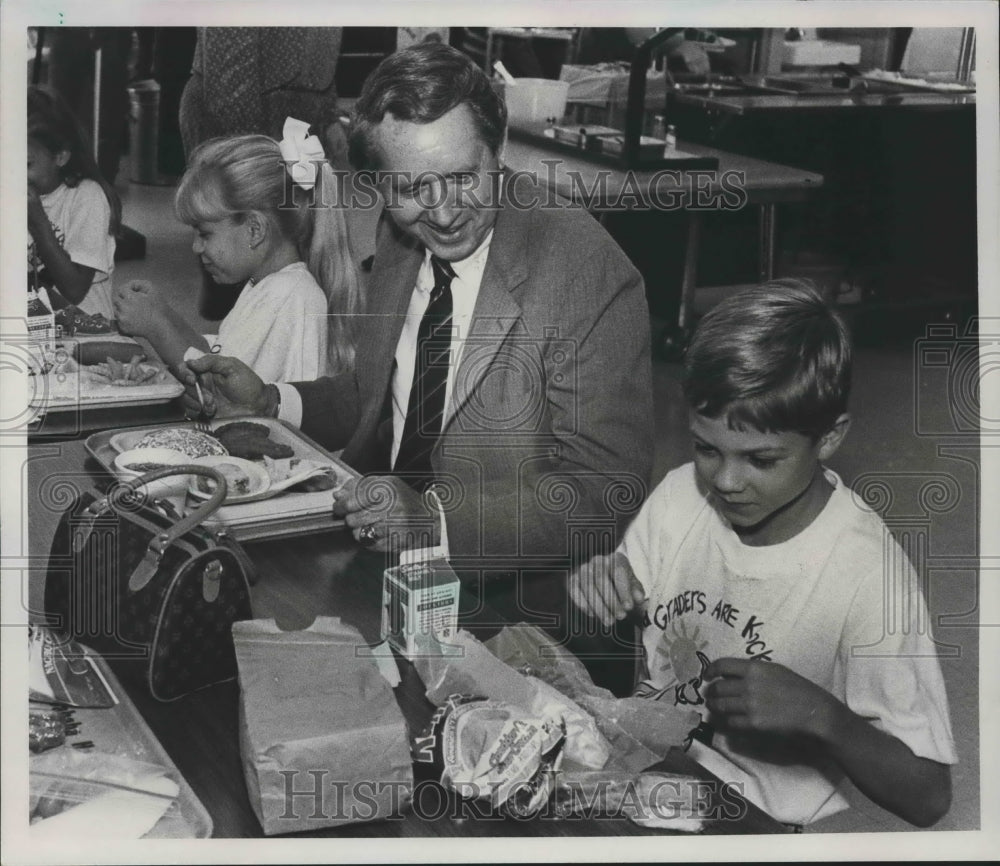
[202,559,223,603]
[128,534,170,592]
[72,497,112,553]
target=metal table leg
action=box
[759,202,776,282]
[677,211,703,332]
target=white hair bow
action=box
[279,117,326,191]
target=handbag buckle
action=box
[72,498,112,553]
[128,534,170,593]
[202,559,223,603]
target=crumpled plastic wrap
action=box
[30,749,180,838]
[413,626,703,825]
[414,629,611,771]
[485,624,699,766]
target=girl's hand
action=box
[113,280,164,337]
[704,658,839,739]
[27,186,49,237]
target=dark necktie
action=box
[393,255,456,488]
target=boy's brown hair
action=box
[682,279,852,439]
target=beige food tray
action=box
[30,369,184,413]
[86,417,359,542]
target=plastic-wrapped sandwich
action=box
[413,694,567,818]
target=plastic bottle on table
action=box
[664,124,678,154]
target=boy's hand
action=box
[569,551,646,628]
[704,658,838,738]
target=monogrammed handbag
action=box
[44,465,256,702]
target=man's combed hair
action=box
[348,41,507,169]
[682,280,852,439]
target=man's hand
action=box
[182,354,268,419]
[704,658,839,738]
[333,475,441,553]
[569,551,646,628]
[113,280,165,338]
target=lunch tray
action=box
[30,369,184,414]
[85,417,358,542]
[30,645,213,838]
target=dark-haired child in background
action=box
[27,84,121,318]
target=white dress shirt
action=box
[388,231,492,468]
[276,231,493,458]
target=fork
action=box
[191,380,213,433]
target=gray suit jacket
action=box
[295,177,653,563]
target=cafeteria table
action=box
[502,134,824,341]
[24,438,788,837]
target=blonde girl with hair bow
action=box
[114,120,361,383]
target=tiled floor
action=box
[114,172,980,835]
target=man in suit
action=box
[188,42,652,582]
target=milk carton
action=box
[381,556,460,659]
[28,287,55,343]
[27,286,56,371]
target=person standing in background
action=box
[179,27,343,158]
[131,28,197,181]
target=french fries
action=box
[87,355,161,387]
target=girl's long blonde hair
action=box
[175,134,362,373]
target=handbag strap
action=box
[111,464,230,544]
[75,465,232,593]
[123,465,233,593]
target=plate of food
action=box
[28,348,183,411]
[186,456,272,504]
[89,418,357,540]
[109,421,302,461]
[112,447,192,502]
[111,426,228,459]
[114,423,341,503]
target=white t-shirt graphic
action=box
[622,462,957,825]
[29,180,115,319]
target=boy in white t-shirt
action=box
[570,281,956,828]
